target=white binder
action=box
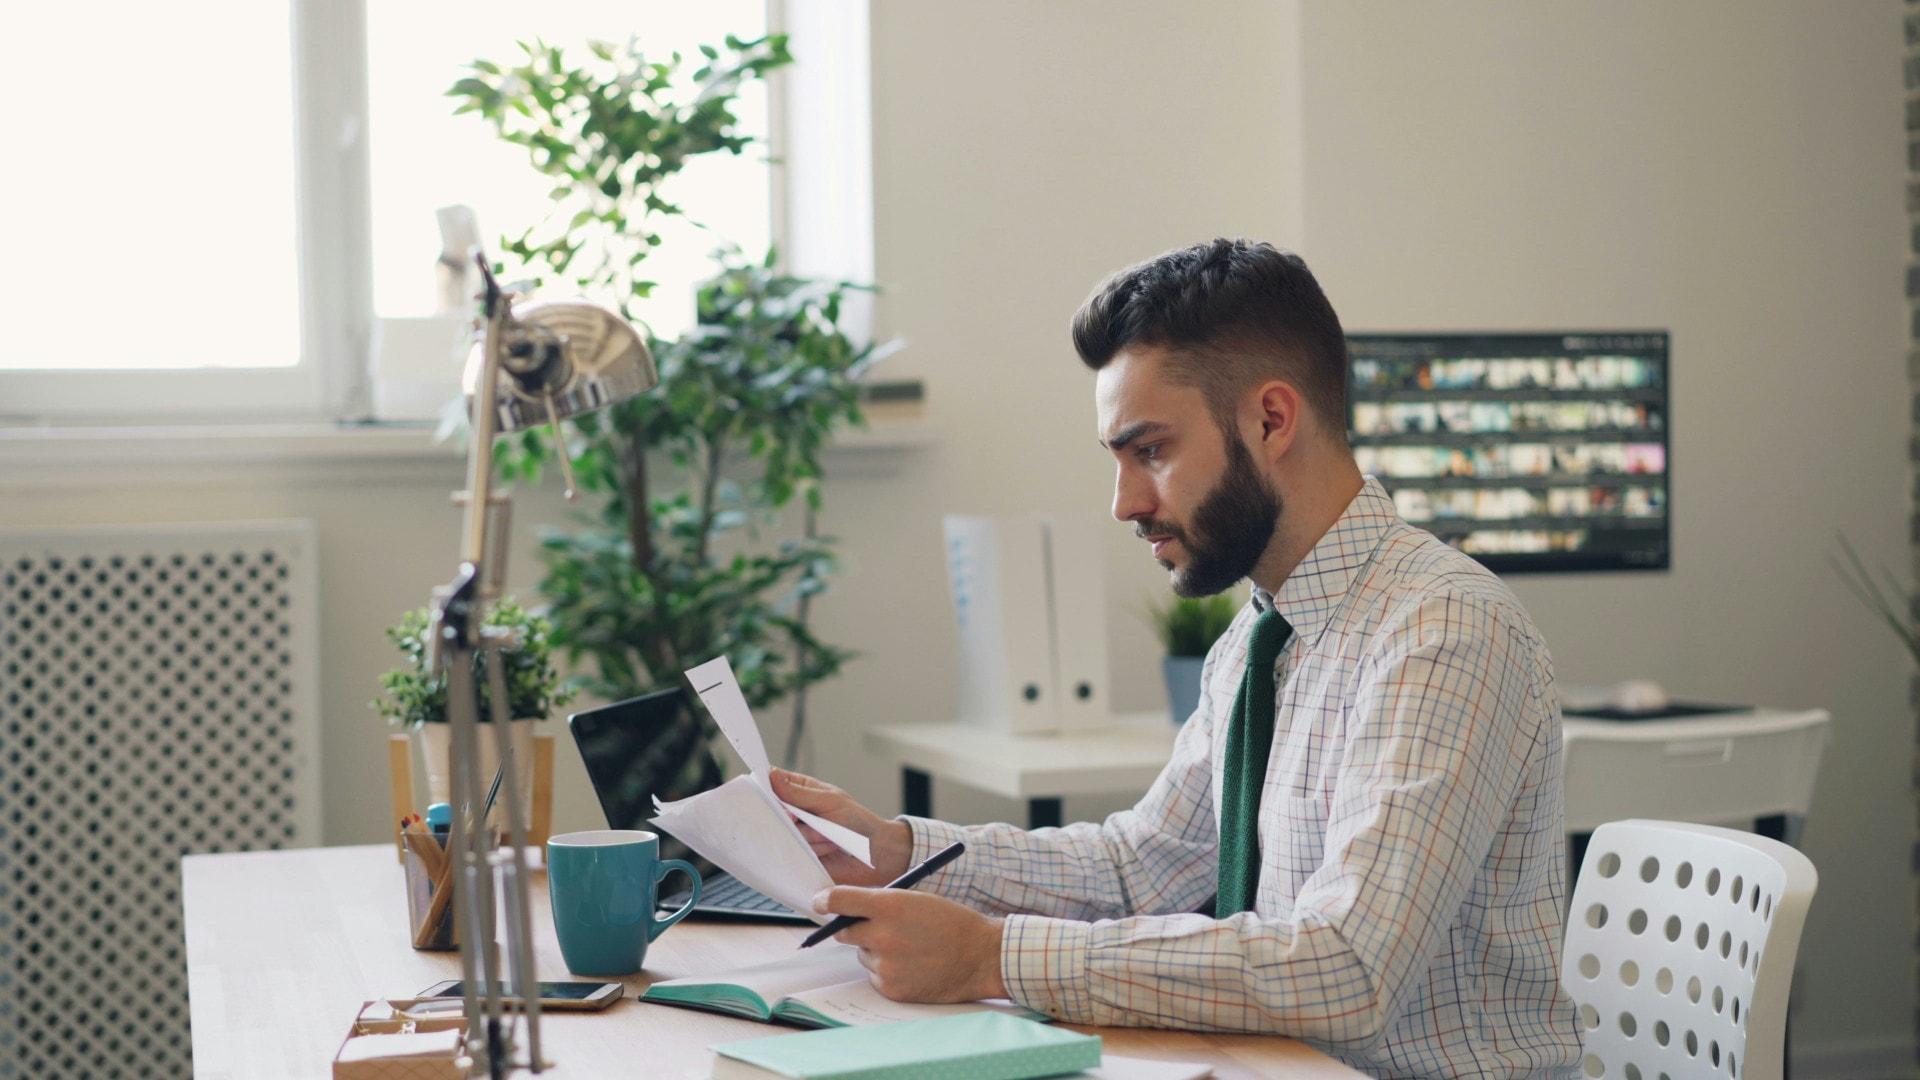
[943,513,1115,734]
[943,515,1058,733]
[1042,514,1113,730]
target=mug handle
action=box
[648,859,702,941]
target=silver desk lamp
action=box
[429,254,656,1077]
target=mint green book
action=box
[711,1013,1101,1080]
[641,944,1048,1029]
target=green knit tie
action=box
[1216,607,1294,917]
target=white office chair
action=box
[1562,820,1817,1080]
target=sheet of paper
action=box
[685,656,872,868]
[649,942,868,1000]
[687,656,771,777]
[651,776,833,921]
[786,980,1045,1027]
[786,806,872,867]
[1076,1057,1213,1080]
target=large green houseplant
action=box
[448,33,883,818]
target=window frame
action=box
[0,0,370,424]
[0,0,872,427]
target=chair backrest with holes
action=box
[1562,819,1816,1080]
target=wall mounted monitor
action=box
[1347,331,1669,574]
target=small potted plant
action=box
[1148,593,1241,725]
[374,597,575,824]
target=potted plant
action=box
[374,598,575,825]
[1148,593,1241,724]
[446,32,886,835]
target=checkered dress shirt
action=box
[905,477,1582,1077]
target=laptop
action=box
[567,688,812,923]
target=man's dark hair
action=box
[1071,239,1349,439]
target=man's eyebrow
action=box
[1099,421,1169,451]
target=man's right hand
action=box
[771,768,914,886]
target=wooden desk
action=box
[183,845,1359,1078]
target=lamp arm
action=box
[425,251,653,1076]
[460,255,508,581]
[427,253,547,1076]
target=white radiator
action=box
[0,520,321,1079]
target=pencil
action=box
[414,850,458,949]
[404,815,448,881]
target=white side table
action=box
[1560,697,1829,834]
[869,702,1834,842]
[1558,695,1830,887]
[864,713,1176,827]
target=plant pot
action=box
[1162,655,1205,725]
[414,718,539,832]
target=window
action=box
[365,1,771,341]
[2,1,784,422]
[0,3,322,419]
[6,6,301,373]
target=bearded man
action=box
[775,239,1582,1078]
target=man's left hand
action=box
[813,886,1008,1003]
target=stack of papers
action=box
[649,657,873,920]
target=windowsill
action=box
[0,416,936,490]
[0,420,457,467]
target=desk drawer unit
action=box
[0,521,320,1079]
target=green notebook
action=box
[641,944,1048,1029]
[711,1012,1101,1080]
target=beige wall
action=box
[2,0,1904,1070]
[1293,2,1908,1064]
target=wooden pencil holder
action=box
[388,733,559,862]
[402,827,503,951]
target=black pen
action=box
[799,841,966,949]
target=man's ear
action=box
[1252,380,1306,463]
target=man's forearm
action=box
[899,814,1172,922]
[898,808,1218,923]
[996,910,1400,1044]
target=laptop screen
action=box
[567,687,724,866]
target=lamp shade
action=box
[462,298,657,432]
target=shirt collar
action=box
[1250,476,1398,646]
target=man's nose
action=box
[1112,466,1153,524]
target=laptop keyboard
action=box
[663,872,799,916]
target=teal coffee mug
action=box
[547,830,701,977]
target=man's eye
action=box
[1136,444,1161,461]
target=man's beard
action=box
[1141,435,1281,598]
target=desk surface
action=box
[183,845,1360,1079]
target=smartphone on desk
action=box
[416,980,624,1011]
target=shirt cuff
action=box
[1000,915,1094,1021]
[897,815,976,898]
